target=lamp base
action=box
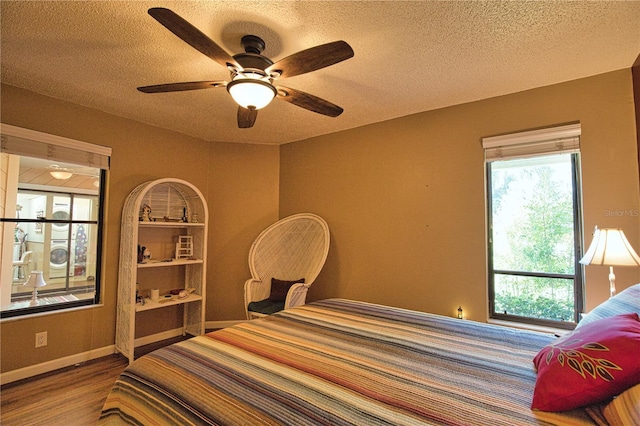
[608,266,616,299]
[29,287,39,306]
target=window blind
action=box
[0,124,111,169]
[482,123,581,162]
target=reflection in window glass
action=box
[2,155,104,318]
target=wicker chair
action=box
[12,250,33,282]
[244,213,330,320]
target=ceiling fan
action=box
[137,8,354,129]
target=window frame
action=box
[486,154,584,329]
[1,124,109,319]
[483,124,584,329]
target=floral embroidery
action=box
[544,338,622,381]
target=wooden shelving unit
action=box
[115,178,208,364]
[135,293,204,313]
[137,258,204,268]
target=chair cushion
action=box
[269,278,305,302]
[532,313,640,412]
[248,299,286,315]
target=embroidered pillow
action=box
[532,313,640,412]
[269,278,305,302]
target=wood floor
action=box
[1,354,127,425]
[1,336,190,425]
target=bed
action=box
[100,294,640,425]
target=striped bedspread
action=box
[100,299,595,425]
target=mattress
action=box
[100,299,595,425]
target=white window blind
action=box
[482,123,581,162]
[0,124,111,169]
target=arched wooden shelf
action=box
[116,178,208,364]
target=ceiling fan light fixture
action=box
[227,78,276,110]
[138,11,354,128]
[50,171,73,180]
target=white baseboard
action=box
[206,320,245,330]
[1,322,246,385]
[0,345,116,385]
[134,328,183,347]
[2,329,183,385]
[133,322,245,346]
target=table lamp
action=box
[580,226,640,298]
[23,271,47,306]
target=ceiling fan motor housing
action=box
[232,53,273,76]
[241,35,266,54]
[230,35,274,78]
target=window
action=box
[1,124,110,318]
[483,124,584,329]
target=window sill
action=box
[1,295,101,323]
[488,318,572,337]
[3,293,84,311]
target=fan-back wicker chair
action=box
[244,213,330,320]
[12,250,33,282]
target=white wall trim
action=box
[0,345,116,385]
[133,328,183,347]
[1,329,182,385]
[206,320,245,330]
[1,123,112,156]
[1,323,245,385]
[482,123,581,148]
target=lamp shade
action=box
[580,227,640,266]
[50,171,73,180]
[227,79,276,110]
[24,270,47,288]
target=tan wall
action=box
[2,69,639,374]
[205,141,279,320]
[280,70,640,320]
[0,83,279,373]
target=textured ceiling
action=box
[2,1,639,145]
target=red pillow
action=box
[269,278,305,302]
[532,313,640,412]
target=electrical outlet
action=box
[35,331,47,348]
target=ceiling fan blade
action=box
[148,8,240,70]
[237,107,258,128]
[276,86,343,117]
[266,41,354,78]
[137,81,227,93]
